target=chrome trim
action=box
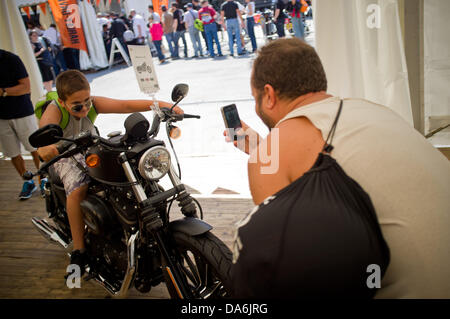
[31,217,69,249]
[168,162,182,186]
[88,231,139,297]
[120,152,148,203]
[117,231,139,297]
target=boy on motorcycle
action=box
[36,70,184,274]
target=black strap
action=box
[322,100,344,154]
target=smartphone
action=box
[221,104,243,141]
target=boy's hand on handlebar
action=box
[37,145,59,162]
[223,120,261,155]
[172,106,184,115]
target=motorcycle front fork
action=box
[119,152,193,299]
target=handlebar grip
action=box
[183,114,201,119]
[56,141,73,154]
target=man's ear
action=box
[263,84,276,110]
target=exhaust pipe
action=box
[31,217,70,249]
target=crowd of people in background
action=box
[26,21,81,93]
[97,0,312,64]
[23,0,312,89]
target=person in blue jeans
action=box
[199,0,223,58]
[220,0,244,56]
[245,0,257,52]
[161,5,176,58]
[286,0,305,39]
[172,3,189,58]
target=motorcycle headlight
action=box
[138,146,171,181]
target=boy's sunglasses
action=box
[69,99,92,113]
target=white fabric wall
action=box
[313,0,413,125]
[424,0,450,144]
[79,0,108,70]
[123,0,152,20]
[0,0,44,105]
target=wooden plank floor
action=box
[0,159,254,299]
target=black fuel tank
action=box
[86,144,127,183]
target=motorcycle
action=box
[26,84,233,299]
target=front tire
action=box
[163,231,233,299]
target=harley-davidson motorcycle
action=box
[26,84,233,299]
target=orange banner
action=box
[23,7,31,19]
[39,3,47,15]
[151,0,168,18]
[47,0,88,52]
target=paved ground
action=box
[0,160,255,298]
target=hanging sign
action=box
[128,45,160,94]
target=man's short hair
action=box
[56,70,90,101]
[171,2,178,8]
[148,5,154,10]
[161,5,167,11]
[251,38,327,101]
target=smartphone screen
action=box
[221,104,243,141]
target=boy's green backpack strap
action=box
[87,102,98,124]
[34,91,69,129]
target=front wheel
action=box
[163,231,233,299]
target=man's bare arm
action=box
[2,77,31,96]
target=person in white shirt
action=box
[148,5,161,23]
[42,24,67,75]
[183,3,203,57]
[130,9,147,45]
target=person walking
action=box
[286,0,306,39]
[220,0,245,56]
[161,5,176,59]
[172,3,189,59]
[0,49,43,199]
[274,0,287,38]
[43,24,67,76]
[29,30,54,92]
[245,0,257,52]
[149,16,166,63]
[148,5,161,23]
[199,0,223,58]
[130,9,147,45]
[184,3,203,58]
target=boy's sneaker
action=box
[19,180,37,200]
[67,249,89,278]
[40,178,48,198]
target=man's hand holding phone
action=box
[221,104,262,155]
[223,120,261,155]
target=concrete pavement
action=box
[86,25,314,197]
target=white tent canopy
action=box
[79,0,108,70]
[0,0,44,105]
[314,0,413,125]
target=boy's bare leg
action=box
[66,184,88,251]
